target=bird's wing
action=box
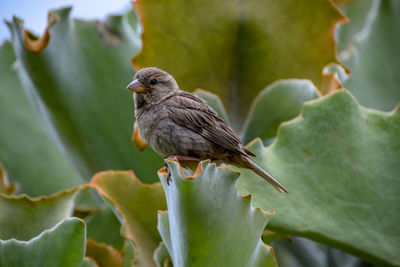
[167,91,255,156]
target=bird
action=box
[127,67,288,193]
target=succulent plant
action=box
[0,0,399,266]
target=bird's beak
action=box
[127,79,148,93]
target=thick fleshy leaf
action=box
[6,7,162,182]
[271,236,364,267]
[158,160,277,267]
[153,242,172,267]
[133,0,346,127]
[90,170,167,267]
[338,0,400,111]
[323,63,349,85]
[321,63,349,96]
[82,257,99,267]
[241,80,320,144]
[261,230,292,244]
[236,90,400,266]
[0,218,86,267]
[122,241,135,267]
[335,0,375,51]
[0,41,80,196]
[0,186,81,240]
[86,238,123,267]
[85,205,125,250]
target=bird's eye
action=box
[149,78,158,85]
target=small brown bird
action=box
[127,67,288,193]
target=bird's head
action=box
[127,67,179,96]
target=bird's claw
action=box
[164,161,172,185]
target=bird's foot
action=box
[168,155,203,173]
[164,161,172,185]
[164,156,203,185]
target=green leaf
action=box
[158,160,277,267]
[0,41,80,196]
[6,7,162,182]
[0,218,86,267]
[90,170,167,267]
[133,0,345,128]
[338,0,400,111]
[241,79,320,144]
[271,236,360,267]
[153,242,172,267]
[85,205,125,250]
[335,0,375,52]
[323,63,349,85]
[237,90,400,266]
[82,257,99,267]
[0,186,81,240]
[122,241,135,267]
[86,238,123,267]
[261,230,292,244]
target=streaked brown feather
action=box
[167,91,250,156]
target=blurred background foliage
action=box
[0,0,399,266]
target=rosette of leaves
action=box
[1,0,399,266]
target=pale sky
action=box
[0,0,131,42]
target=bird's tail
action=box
[246,158,289,194]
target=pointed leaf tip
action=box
[22,12,58,53]
[321,72,342,95]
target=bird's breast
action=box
[136,106,173,156]
[136,106,163,141]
